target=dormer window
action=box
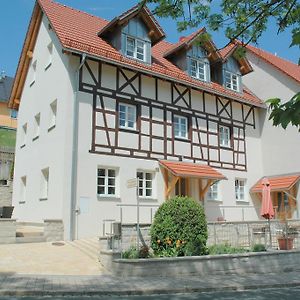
[126,36,145,61]
[224,70,240,92]
[190,58,209,81]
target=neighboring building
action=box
[0,73,15,205]
[0,74,17,129]
[9,0,300,240]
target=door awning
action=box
[251,174,300,193]
[159,160,227,180]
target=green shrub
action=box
[207,244,248,255]
[122,245,153,259]
[150,196,207,257]
[252,244,266,252]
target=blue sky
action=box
[0,0,299,77]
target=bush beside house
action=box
[150,196,208,257]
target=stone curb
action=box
[1,281,300,297]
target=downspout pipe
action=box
[69,53,86,240]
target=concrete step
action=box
[67,238,100,261]
[16,236,46,244]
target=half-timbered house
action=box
[9,0,300,239]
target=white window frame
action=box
[45,42,53,70]
[219,125,231,148]
[235,179,247,202]
[174,115,188,139]
[40,168,49,200]
[224,70,239,92]
[207,181,220,201]
[20,176,27,204]
[137,171,154,198]
[118,103,137,130]
[33,113,41,140]
[97,168,117,197]
[126,36,146,62]
[30,60,37,86]
[190,58,208,82]
[49,99,57,130]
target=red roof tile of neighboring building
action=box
[245,44,300,84]
[251,174,300,193]
[159,160,227,180]
[37,0,264,107]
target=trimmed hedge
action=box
[150,196,207,257]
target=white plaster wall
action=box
[244,52,300,176]
[12,15,76,235]
[74,59,265,238]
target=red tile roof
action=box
[219,44,236,60]
[251,174,300,193]
[245,44,300,84]
[159,160,227,180]
[37,0,264,107]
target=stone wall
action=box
[0,219,16,244]
[44,219,64,242]
[0,180,13,207]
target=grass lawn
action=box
[0,127,16,147]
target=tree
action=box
[142,0,300,129]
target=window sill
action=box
[97,195,121,201]
[44,62,52,71]
[39,198,48,201]
[138,197,158,202]
[125,54,148,65]
[119,127,139,134]
[32,136,39,142]
[174,136,190,142]
[236,200,249,204]
[220,145,233,150]
[207,199,222,203]
[48,124,56,132]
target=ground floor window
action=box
[235,179,246,201]
[137,171,153,198]
[97,168,116,196]
[207,181,219,200]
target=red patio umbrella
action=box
[260,178,274,247]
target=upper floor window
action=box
[45,42,53,70]
[33,113,40,140]
[190,58,209,82]
[119,103,136,130]
[219,125,231,148]
[49,99,57,130]
[235,179,246,201]
[97,168,116,196]
[207,182,219,201]
[137,171,153,198]
[30,60,37,86]
[174,115,188,139]
[126,36,145,61]
[10,109,18,119]
[224,70,240,92]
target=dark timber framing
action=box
[79,59,256,171]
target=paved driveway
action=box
[0,241,104,275]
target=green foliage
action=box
[252,244,266,252]
[233,46,247,60]
[0,128,16,147]
[266,92,300,130]
[208,244,248,255]
[150,196,208,257]
[122,245,153,259]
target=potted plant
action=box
[276,224,298,250]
